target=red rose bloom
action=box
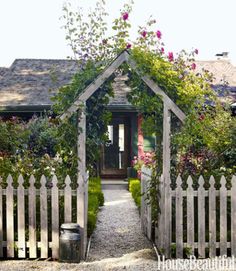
[122,12,129,21]
[168,52,174,62]
[141,30,147,38]
[156,30,162,39]
[191,63,196,70]
[126,43,131,49]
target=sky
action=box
[0,0,236,67]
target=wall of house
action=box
[137,115,155,158]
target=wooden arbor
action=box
[61,50,186,259]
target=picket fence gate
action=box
[141,168,236,258]
[0,174,84,259]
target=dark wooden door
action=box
[101,116,130,178]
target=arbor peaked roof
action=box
[60,50,186,122]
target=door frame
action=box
[100,113,131,178]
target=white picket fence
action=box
[141,169,236,258]
[0,174,81,259]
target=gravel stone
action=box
[87,188,153,261]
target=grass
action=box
[88,177,104,236]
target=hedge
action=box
[88,177,104,236]
[128,178,141,209]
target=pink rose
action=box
[126,43,131,49]
[168,52,174,62]
[161,47,165,54]
[156,30,162,39]
[191,63,196,70]
[122,12,129,21]
[141,30,147,38]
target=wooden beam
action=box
[125,52,186,123]
[77,104,88,260]
[61,50,186,123]
[162,103,171,258]
[60,52,127,120]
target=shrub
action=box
[128,178,141,209]
[88,177,104,236]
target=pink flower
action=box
[194,48,199,55]
[122,12,129,21]
[191,63,196,70]
[168,52,174,62]
[141,30,147,38]
[156,30,162,39]
[161,47,165,54]
[199,114,205,121]
[126,43,132,49]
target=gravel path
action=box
[87,187,153,261]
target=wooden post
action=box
[156,175,165,249]
[77,104,88,260]
[162,102,171,258]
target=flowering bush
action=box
[132,152,155,177]
[60,0,236,179]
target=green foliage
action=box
[52,59,114,175]
[0,0,234,238]
[128,178,141,209]
[88,177,104,236]
[173,104,236,178]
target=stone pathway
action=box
[87,184,153,261]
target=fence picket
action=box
[209,176,216,258]
[40,175,48,258]
[198,176,205,258]
[231,176,236,256]
[0,174,81,260]
[0,171,235,260]
[64,175,72,223]
[51,175,59,259]
[0,177,3,257]
[28,175,37,258]
[220,176,227,256]
[6,175,14,257]
[187,176,194,255]
[176,175,183,258]
[17,175,26,258]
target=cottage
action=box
[0,54,235,178]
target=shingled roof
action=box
[0,59,78,111]
[0,57,235,112]
[196,59,236,104]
